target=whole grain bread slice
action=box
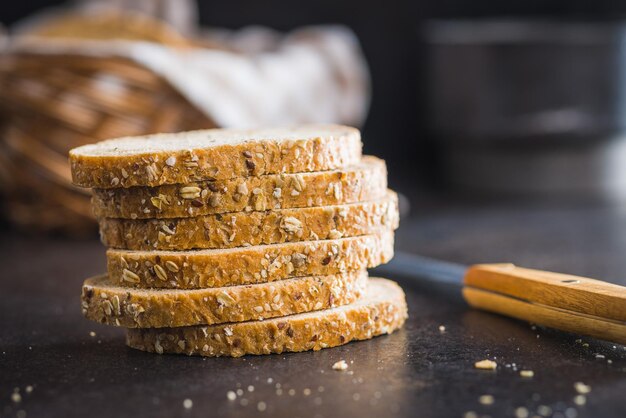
[99,191,399,251]
[108,230,394,289]
[70,125,362,188]
[125,278,407,357]
[81,270,367,328]
[91,156,386,219]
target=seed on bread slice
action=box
[99,191,399,251]
[125,278,407,357]
[81,270,367,328]
[70,125,362,188]
[108,230,394,289]
[91,156,387,219]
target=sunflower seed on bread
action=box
[99,191,399,251]
[91,156,386,219]
[70,124,361,188]
[125,278,407,357]
[108,230,394,289]
[81,270,368,328]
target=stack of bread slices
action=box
[70,125,407,357]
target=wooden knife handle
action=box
[462,264,626,344]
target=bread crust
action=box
[99,192,399,251]
[125,278,407,357]
[108,231,394,289]
[81,271,367,328]
[70,125,362,188]
[91,156,386,219]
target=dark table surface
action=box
[2,197,626,418]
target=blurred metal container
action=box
[425,20,626,201]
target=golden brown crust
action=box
[81,271,368,328]
[125,278,407,357]
[91,156,387,219]
[99,191,399,251]
[107,231,394,289]
[70,125,362,188]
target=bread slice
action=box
[107,230,394,289]
[70,125,362,188]
[81,270,367,328]
[91,156,386,219]
[99,191,399,251]
[125,278,407,357]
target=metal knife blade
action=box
[372,251,466,288]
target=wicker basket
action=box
[0,52,215,235]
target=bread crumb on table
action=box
[520,370,534,378]
[332,360,349,371]
[574,382,591,394]
[11,391,21,403]
[183,399,193,409]
[514,406,529,418]
[474,359,497,370]
[479,394,494,405]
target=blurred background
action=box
[3,0,626,235]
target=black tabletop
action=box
[2,198,626,418]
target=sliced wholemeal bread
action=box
[70,125,362,188]
[81,270,367,328]
[125,278,407,357]
[108,230,394,289]
[91,156,386,219]
[99,191,399,251]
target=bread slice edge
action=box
[125,277,407,357]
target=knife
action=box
[375,252,626,345]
